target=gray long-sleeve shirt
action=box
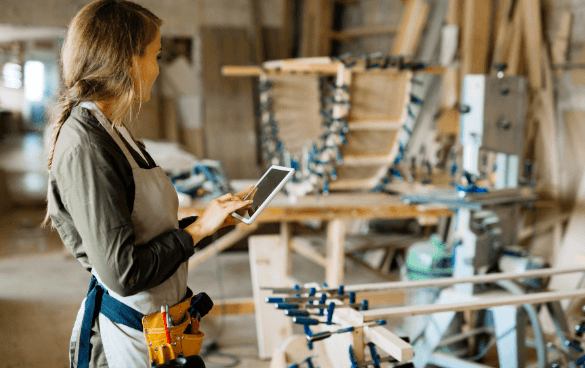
[48,106,202,297]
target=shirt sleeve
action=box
[56,142,194,297]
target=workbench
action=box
[178,190,451,287]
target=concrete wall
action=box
[0,0,281,37]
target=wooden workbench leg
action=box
[326,219,347,287]
[249,235,294,359]
[281,222,293,278]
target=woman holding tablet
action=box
[43,1,255,367]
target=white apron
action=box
[70,101,188,368]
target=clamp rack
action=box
[262,265,585,368]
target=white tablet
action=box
[231,165,295,224]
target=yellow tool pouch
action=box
[142,293,205,366]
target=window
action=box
[24,60,44,102]
[2,62,22,89]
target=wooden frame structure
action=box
[222,58,444,192]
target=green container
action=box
[406,235,453,281]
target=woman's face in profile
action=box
[131,30,162,103]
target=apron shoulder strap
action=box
[78,101,140,170]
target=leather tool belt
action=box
[142,289,214,367]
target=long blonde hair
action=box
[43,0,162,227]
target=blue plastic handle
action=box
[319,294,327,316]
[293,317,319,326]
[266,297,284,303]
[326,303,336,325]
[276,303,299,310]
[285,310,310,317]
[337,285,345,295]
[306,357,314,368]
[362,300,369,311]
[368,342,380,368]
[349,292,356,304]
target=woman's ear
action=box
[129,55,138,79]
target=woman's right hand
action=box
[185,193,253,244]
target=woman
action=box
[44,1,254,367]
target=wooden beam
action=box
[344,265,585,293]
[360,288,585,321]
[522,0,543,89]
[461,0,493,75]
[188,222,259,269]
[364,325,414,362]
[392,0,430,57]
[538,44,561,198]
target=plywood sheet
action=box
[561,110,585,206]
[270,74,322,158]
[341,130,399,157]
[348,72,409,121]
[201,27,260,179]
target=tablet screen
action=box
[240,168,291,220]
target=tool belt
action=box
[79,276,213,368]
[143,289,214,367]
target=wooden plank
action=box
[522,0,543,89]
[207,297,255,317]
[188,222,259,269]
[200,27,260,179]
[270,74,322,158]
[279,0,296,59]
[249,235,294,359]
[506,0,524,76]
[551,11,572,77]
[300,0,324,57]
[571,46,585,85]
[445,0,461,25]
[248,0,264,64]
[560,110,585,204]
[281,222,293,278]
[360,288,585,322]
[348,72,410,122]
[436,108,460,135]
[180,127,205,159]
[517,213,570,242]
[290,237,328,268]
[222,65,264,76]
[364,325,414,362]
[490,0,514,74]
[331,25,398,41]
[326,219,346,287]
[392,0,430,57]
[161,97,179,142]
[319,0,334,57]
[461,0,493,75]
[538,45,561,198]
[179,192,452,223]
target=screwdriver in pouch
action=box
[307,320,387,343]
